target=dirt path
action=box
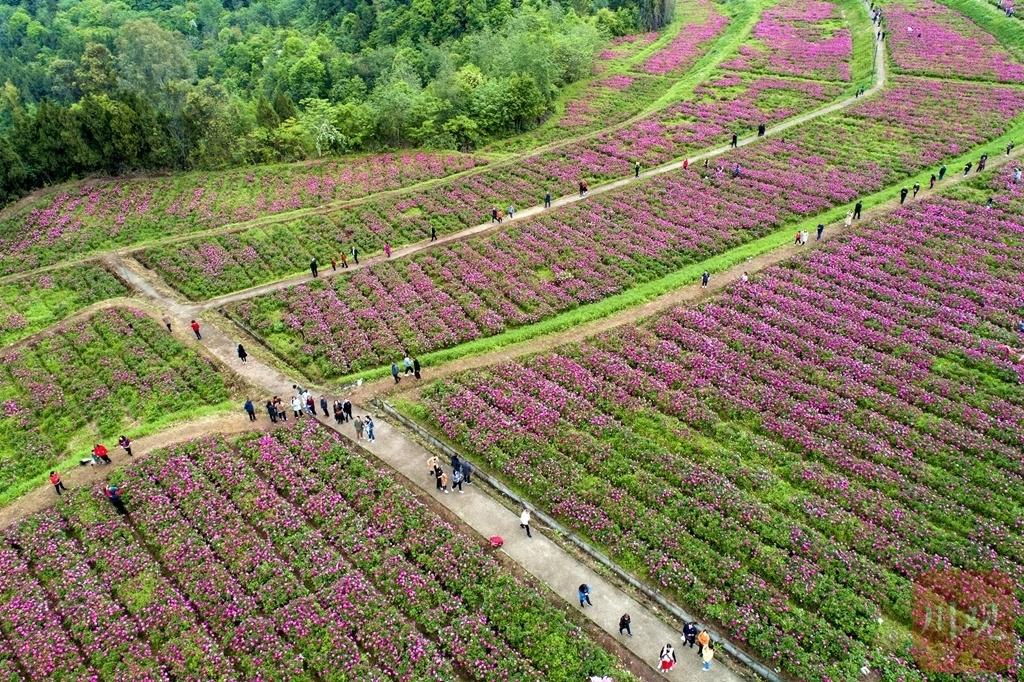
[0,414,269,529]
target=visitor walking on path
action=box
[237,344,247,362]
[1008,142,1016,155]
[817,223,826,240]
[50,471,65,496]
[491,207,499,223]
[520,508,532,537]
[340,252,348,268]
[291,394,303,418]
[730,133,738,148]
[433,464,444,490]
[343,399,353,422]
[682,622,699,648]
[118,435,132,457]
[618,614,632,637]
[544,191,552,208]
[697,629,711,656]
[912,183,920,197]
[364,416,375,442]
[354,416,364,440]
[333,400,343,424]
[93,443,112,464]
[854,200,862,220]
[800,230,809,245]
[427,455,439,477]
[190,320,202,340]
[310,257,318,278]
[451,466,464,493]
[930,173,936,189]
[507,204,516,219]
[244,399,256,421]
[1015,167,1022,183]
[978,153,988,172]
[274,396,287,421]
[430,226,437,241]
[740,271,749,284]
[384,242,392,258]
[844,211,853,228]
[351,246,359,264]
[964,161,973,176]
[162,315,172,332]
[439,469,449,493]
[578,583,593,607]
[900,187,909,204]
[658,644,676,673]
[331,258,337,272]
[634,161,641,178]
[320,396,329,418]
[267,400,277,422]
[391,362,401,384]
[304,393,315,417]
[413,357,421,379]
[579,180,588,196]
[757,123,766,137]
[939,164,947,180]
[461,459,473,484]
[404,355,414,375]
[702,644,715,671]
[701,271,710,288]
[104,484,127,515]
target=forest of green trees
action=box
[0,0,674,204]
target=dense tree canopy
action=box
[0,0,667,204]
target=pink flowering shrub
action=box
[418,191,1024,681]
[722,0,853,80]
[3,422,636,681]
[0,308,232,495]
[639,0,730,75]
[885,0,1024,81]
[555,74,666,131]
[0,152,485,277]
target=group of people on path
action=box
[426,452,473,495]
[645,622,716,673]
[391,354,422,383]
[50,437,134,519]
[243,385,376,441]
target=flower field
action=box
[637,0,731,76]
[883,0,1024,81]
[0,264,129,346]
[1,421,636,681]
[412,188,1024,680]
[225,75,1024,378]
[0,152,485,277]
[142,72,851,299]
[0,308,234,499]
[555,75,671,132]
[722,0,855,80]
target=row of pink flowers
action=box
[419,186,1024,681]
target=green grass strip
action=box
[330,120,1024,388]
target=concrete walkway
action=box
[341,414,741,682]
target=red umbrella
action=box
[489,535,504,548]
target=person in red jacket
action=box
[93,443,112,464]
[190,319,202,340]
[49,471,66,496]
